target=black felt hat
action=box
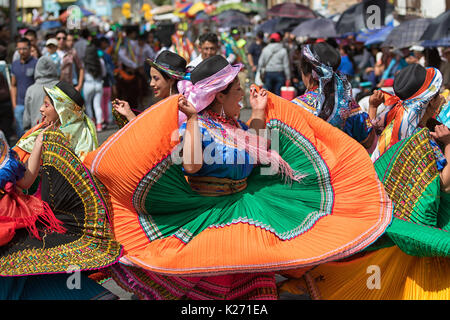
[55,81,85,108]
[147,50,187,80]
[393,64,427,100]
[190,55,231,85]
[311,42,341,71]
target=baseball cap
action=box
[46,38,58,47]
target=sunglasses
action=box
[57,37,66,40]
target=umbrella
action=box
[382,18,431,49]
[187,2,206,16]
[291,18,337,39]
[267,3,317,19]
[274,17,307,33]
[256,18,281,34]
[356,23,394,46]
[420,10,450,41]
[216,10,250,27]
[193,11,210,24]
[422,36,450,48]
[40,20,62,30]
[219,15,251,28]
[180,2,193,12]
[216,10,242,20]
[336,2,394,35]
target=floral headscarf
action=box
[300,44,354,129]
[15,85,98,160]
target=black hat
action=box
[147,50,187,80]
[190,55,230,84]
[56,81,85,108]
[393,64,427,100]
[311,42,341,71]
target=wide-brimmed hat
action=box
[393,63,440,101]
[43,81,86,123]
[146,50,187,80]
[177,55,242,125]
[371,64,443,161]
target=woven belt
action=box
[188,176,248,197]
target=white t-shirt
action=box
[186,55,203,69]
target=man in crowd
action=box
[74,29,91,61]
[10,37,38,138]
[187,32,219,71]
[12,29,38,62]
[247,31,265,83]
[23,56,59,131]
[258,33,290,96]
[56,29,84,91]
[0,25,9,48]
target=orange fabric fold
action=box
[83,90,392,275]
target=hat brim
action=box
[146,58,186,80]
[408,67,442,102]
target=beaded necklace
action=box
[201,109,240,139]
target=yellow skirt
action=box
[279,246,450,300]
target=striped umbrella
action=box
[382,18,431,49]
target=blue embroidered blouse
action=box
[179,112,256,180]
[0,137,25,189]
[291,89,373,144]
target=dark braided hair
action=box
[299,54,336,121]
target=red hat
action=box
[269,33,281,42]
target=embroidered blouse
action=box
[291,88,373,144]
[179,111,256,180]
[0,137,25,190]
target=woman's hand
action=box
[369,90,384,109]
[249,87,268,112]
[178,95,197,119]
[429,94,445,113]
[431,124,450,146]
[35,122,55,147]
[113,99,133,116]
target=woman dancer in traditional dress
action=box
[83,55,392,300]
[14,81,98,163]
[112,51,187,128]
[279,64,450,300]
[0,83,122,300]
[291,43,375,149]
